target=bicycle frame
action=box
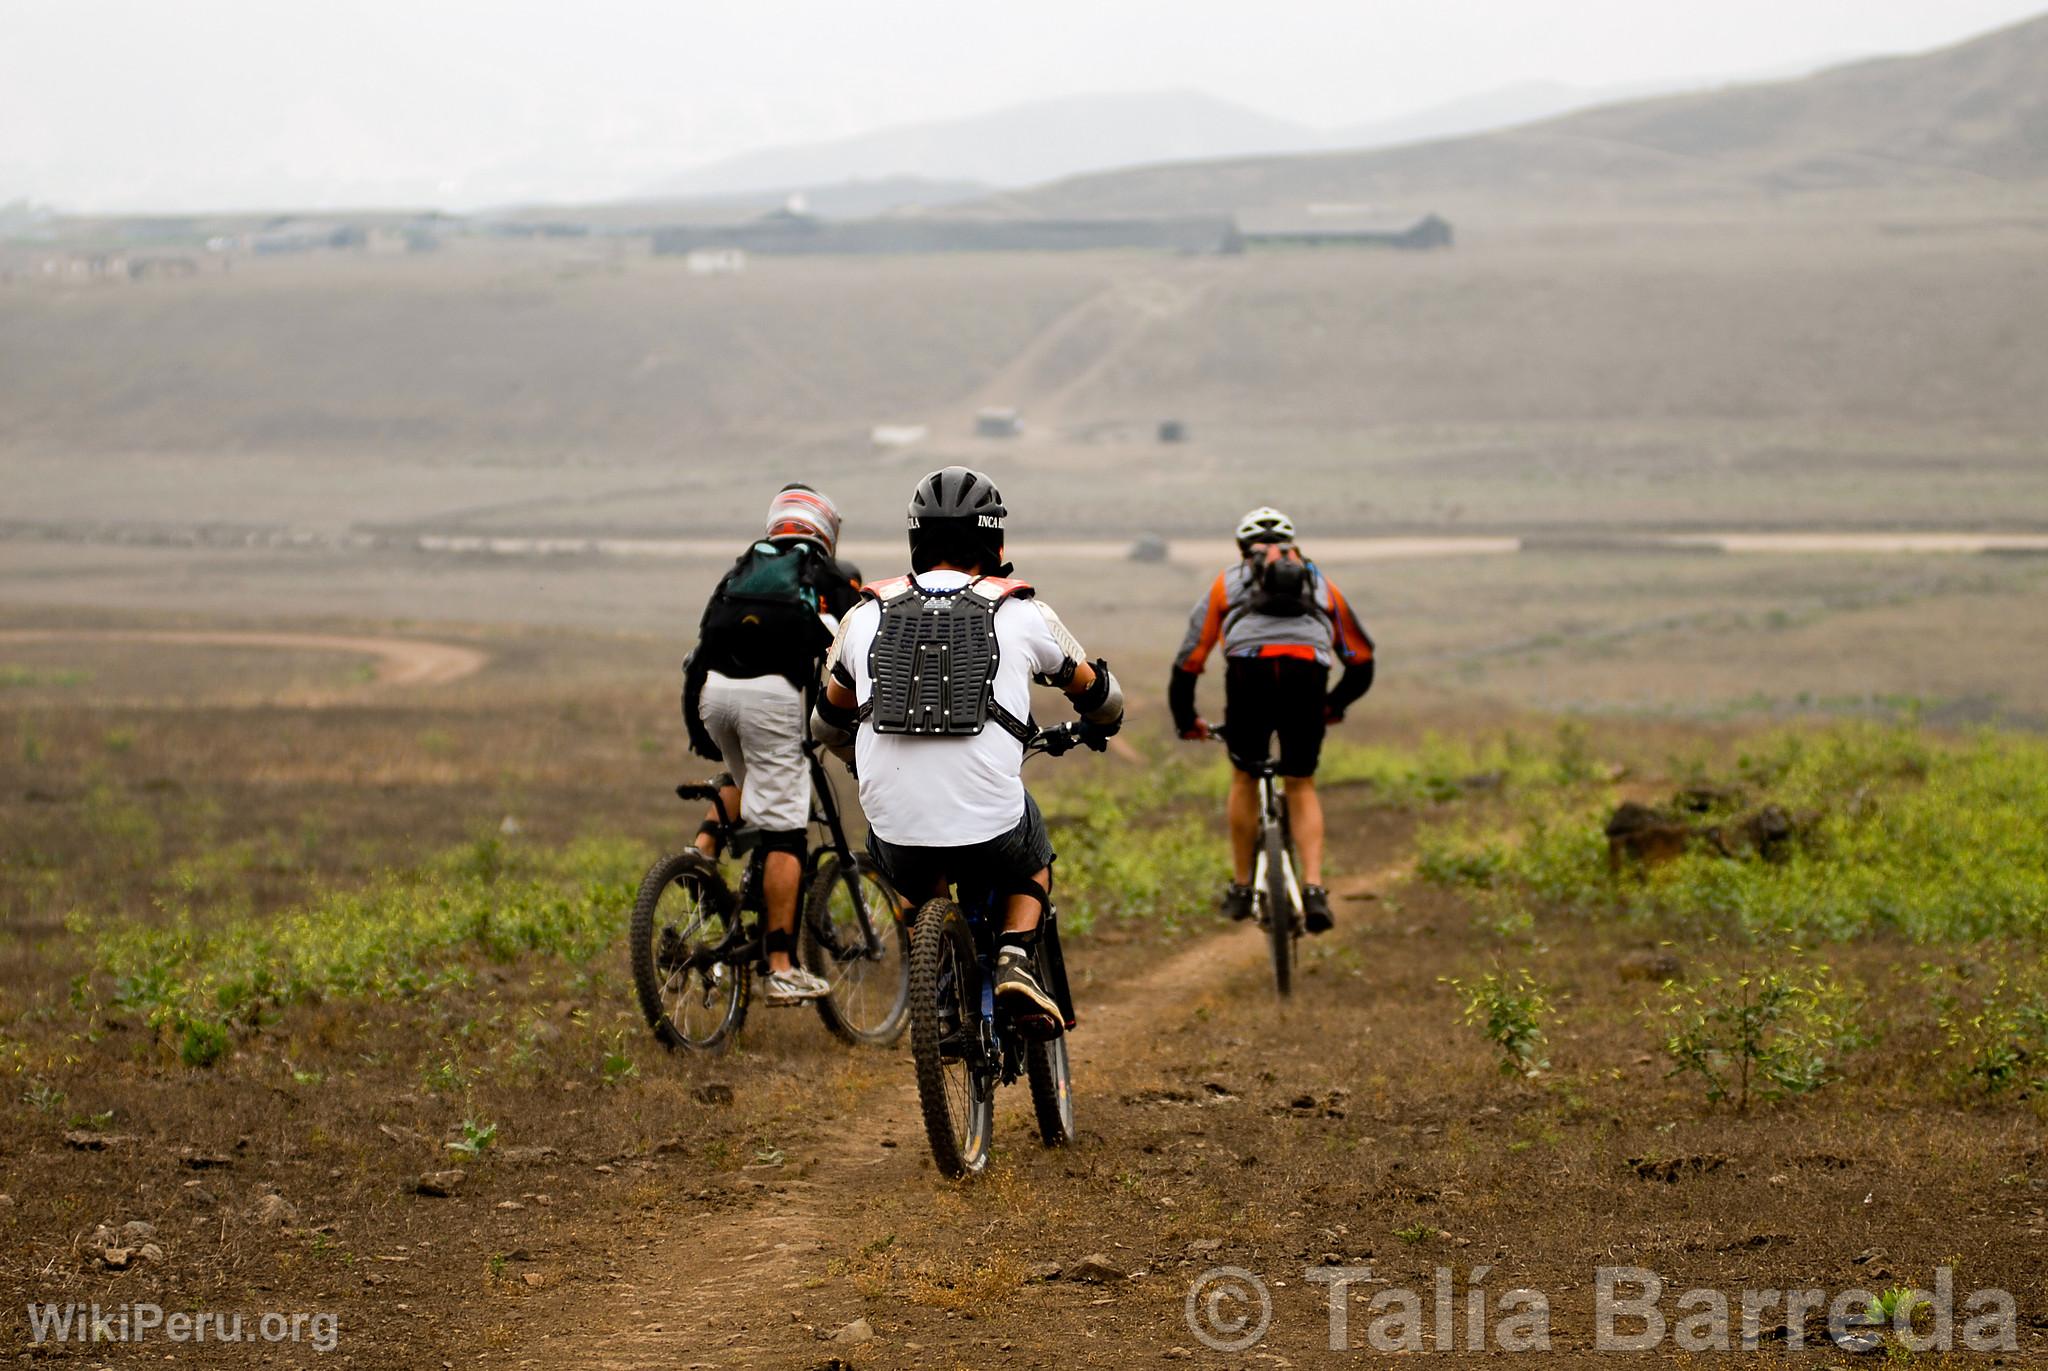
[922,721,1091,1081]
[947,888,1060,1088]
[675,741,890,975]
[1208,733,1302,929]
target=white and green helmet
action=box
[1234,506,1296,553]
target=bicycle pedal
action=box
[1010,1010,1064,1042]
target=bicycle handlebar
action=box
[1028,720,1110,759]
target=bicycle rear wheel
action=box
[1026,1034,1076,1147]
[1262,823,1296,998]
[629,850,748,1052]
[908,899,993,1178]
[801,853,910,1047]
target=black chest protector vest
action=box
[860,576,1037,744]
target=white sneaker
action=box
[762,966,831,1005]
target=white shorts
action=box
[699,672,811,833]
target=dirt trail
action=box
[505,861,1404,1370]
[0,628,488,686]
[954,270,1214,430]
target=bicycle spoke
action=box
[807,859,909,1045]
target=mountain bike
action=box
[907,720,1102,1179]
[1214,731,1303,997]
[629,739,910,1053]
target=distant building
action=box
[1233,206,1452,251]
[39,253,197,282]
[975,408,1023,438]
[484,220,590,240]
[684,248,747,275]
[243,220,365,255]
[43,253,120,281]
[125,255,199,280]
[365,224,441,255]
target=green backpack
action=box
[696,541,830,683]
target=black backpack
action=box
[695,540,832,684]
[1245,543,1316,618]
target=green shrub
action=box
[1039,758,1221,934]
[447,1117,499,1157]
[1416,827,1509,889]
[86,835,643,1042]
[1938,969,2048,1098]
[177,1017,231,1069]
[1660,963,1863,1110]
[1416,723,2048,945]
[1320,729,1581,808]
[1448,969,1551,1076]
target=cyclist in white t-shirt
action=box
[812,467,1125,1026]
[680,483,862,1004]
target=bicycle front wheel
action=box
[908,899,993,1178]
[801,853,910,1047]
[1262,823,1296,998]
[629,850,748,1052]
[1026,1034,1076,1147]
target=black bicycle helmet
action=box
[907,466,1009,574]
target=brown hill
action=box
[991,13,2048,216]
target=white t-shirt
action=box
[828,570,1083,847]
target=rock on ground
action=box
[827,1317,874,1344]
[1065,1253,1126,1283]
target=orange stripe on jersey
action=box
[1255,643,1320,661]
[1180,572,1231,674]
[1325,580,1375,664]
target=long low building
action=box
[1233,206,1453,250]
[653,211,1236,256]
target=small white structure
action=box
[870,424,929,449]
[685,248,747,276]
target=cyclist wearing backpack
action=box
[1169,507,1375,934]
[810,466,1125,1029]
[681,483,862,1003]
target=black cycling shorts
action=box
[867,792,1055,909]
[1223,656,1329,778]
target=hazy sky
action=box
[4,0,2043,212]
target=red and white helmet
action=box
[765,483,841,556]
[1234,506,1295,553]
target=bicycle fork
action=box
[957,948,1024,1084]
